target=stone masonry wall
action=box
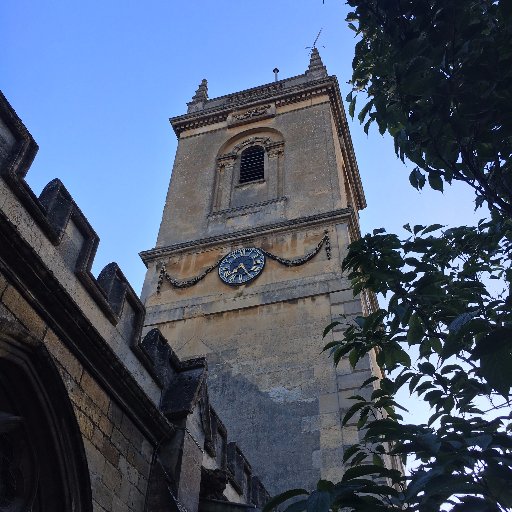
[143,221,377,495]
[0,269,153,512]
[156,96,347,248]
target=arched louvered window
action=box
[239,146,265,184]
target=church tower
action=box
[140,51,377,494]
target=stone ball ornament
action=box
[218,248,266,285]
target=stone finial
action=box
[305,48,328,80]
[192,79,208,102]
[187,79,208,113]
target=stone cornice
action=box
[170,76,330,136]
[139,208,354,265]
[169,75,366,211]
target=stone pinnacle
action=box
[191,79,208,102]
[306,48,327,79]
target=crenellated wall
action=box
[0,90,269,512]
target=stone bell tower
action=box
[140,50,378,494]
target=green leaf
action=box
[348,348,359,368]
[467,435,493,449]
[323,321,341,338]
[452,497,500,511]
[431,337,442,354]
[409,168,426,190]
[316,480,334,492]
[342,401,369,426]
[263,489,309,512]
[343,443,361,463]
[349,97,356,118]
[448,312,476,334]
[358,100,373,123]
[409,374,422,394]
[283,500,308,512]
[418,362,435,375]
[361,375,379,388]
[417,433,441,454]
[475,329,512,396]
[405,468,444,500]
[428,172,444,192]
[372,453,384,467]
[421,223,444,235]
[342,464,388,481]
[407,313,424,343]
[333,344,353,366]
[384,345,412,368]
[322,340,340,352]
[306,491,331,512]
[349,450,368,466]
[484,464,512,506]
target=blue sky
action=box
[2,0,480,296]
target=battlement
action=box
[0,90,269,512]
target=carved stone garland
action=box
[157,231,331,292]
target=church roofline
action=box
[170,75,366,211]
[188,72,309,110]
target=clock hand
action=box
[239,263,252,277]
[227,263,243,276]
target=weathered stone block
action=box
[320,447,344,468]
[92,478,114,511]
[128,485,145,511]
[111,427,130,455]
[44,329,84,382]
[337,370,372,391]
[301,415,320,433]
[84,438,107,479]
[329,289,354,305]
[0,271,8,295]
[108,401,124,428]
[75,409,95,440]
[103,461,122,495]
[320,426,343,449]
[2,285,46,338]
[342,426,361,446]
[81,371,110,413]
[319,393,339,414]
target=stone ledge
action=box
[145,273,353,324]
[140,208,353,265]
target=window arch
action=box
[213,130,285,214]
[239,146,265,184]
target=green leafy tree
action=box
[347,0,512,215]
[265,1,512,510]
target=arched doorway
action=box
[0,320,92,512]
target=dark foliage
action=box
[266,1,512,510]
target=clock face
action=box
[218,248,265,286]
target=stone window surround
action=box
[212,136,284,214]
